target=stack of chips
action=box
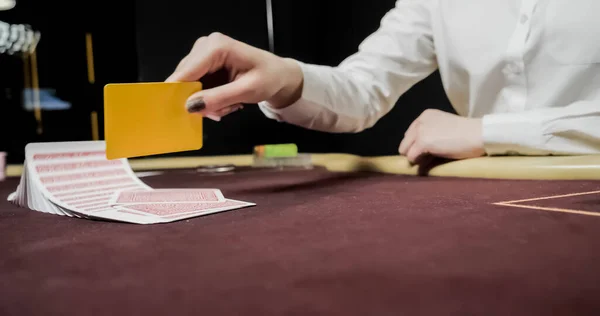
[252,144,312,169]
[253,143,298,158]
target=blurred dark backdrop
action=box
[0,0,452,164]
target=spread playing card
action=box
[110,199,256,223]
[110,188,226,205]
[6,141,256,224]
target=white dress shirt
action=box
[259,0,600,156]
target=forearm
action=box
[482,101,600,155]
[260,61,402,133]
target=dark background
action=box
[0,0,452,164]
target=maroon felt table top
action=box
[1,167,600,315]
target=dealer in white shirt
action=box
[166,0,600,164]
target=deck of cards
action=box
[6,141,255,224]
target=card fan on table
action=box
[6,141,255,224]
[103,82,204,160]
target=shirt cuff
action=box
[482,112,547,156]
[258,61,329,126]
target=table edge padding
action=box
[5,154,600,180]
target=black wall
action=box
[0,0,453,163]
[1,1,92,163]
[0,0,138,163]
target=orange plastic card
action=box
[103,82,203,159]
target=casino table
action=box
[1,153,600,315]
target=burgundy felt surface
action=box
[1,167,600,315]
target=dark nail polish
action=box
[186,97,206,113]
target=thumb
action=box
[185,74,259,113]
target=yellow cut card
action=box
[103,82,203,160]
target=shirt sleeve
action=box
[482,101,600,155]
[258,0,438,133]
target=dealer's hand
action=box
[166,32,303,121]
[398,109,486,164]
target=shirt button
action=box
[520,15,529,24]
